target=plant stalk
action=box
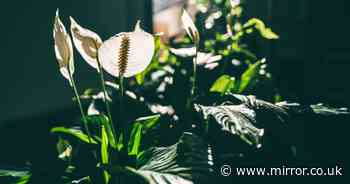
[96,55,118,143]
[68,73,93,143]
[118,76,125,144]
[190,42,199,103]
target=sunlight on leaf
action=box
[85,115,117,149]
[135,114,161,130]
[101,126,109,164]
[101,125,110,184]
[243,18,279,39]
[128,115,161,156]
[195,103,264,147]
[210,75,236,94]
[0,169,31,184]
[239,59,263,93]
[51,127,97,144]
[128,123,143,156]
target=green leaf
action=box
[51,127,97,144]
[195,103,264,147]
[128,115,161,156]
[210,75,236,94]
[135,72,146,85]
[243,18,279,39]
[134,114,161,131]
[239,60,262,93]
[117,132,124,151]
[101,125,110,184]
[86,115,117,149]
[128,124,143,156]
[110,133,214,184]
[0,169,31,184]
[101,126,109,164]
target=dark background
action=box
[249,0,350,106]
[0,0,349,170]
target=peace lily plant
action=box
[53,9,156,184]
[21,1,292,183]
[53,10,93,143]
[51,5,248,184]
[7,2,346,184]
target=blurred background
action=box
[0,0,349,168]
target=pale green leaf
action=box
[239,60,262,93]
[243,18,279,39]
[210,75,236,94]
[51,127,97,144]
[128,124,143,156]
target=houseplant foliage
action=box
[0,0,348,184]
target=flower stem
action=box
[117,76,127,148]
[190,43,199,103]
[96,56,118,143]
[69,74,93,143]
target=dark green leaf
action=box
[51,127,97,144]
[0,169,31,184]
[128,115,161,156]
[111,133,214,184]
[134,114,161,131]
[239,60,262,93]
[86,115,117,149]
[195,103,264,147]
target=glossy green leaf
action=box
[210,75,236,94]
[134,114,161,131]
[101,125,110,184]
[195,102,265,147]
[86,115,117,149]
[239,60,262,93]
[51,127,97,144]
[110,133,214,184]
[101,126,109,164]
[128,115,161,156]
[128,123,143,156]
[243,18,279,39]
[0,169,31,184]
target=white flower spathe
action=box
[98,21,155,78]
[53,9,74,86]
[181,9,200,44]
[70,17,103,72]
[230,0,240,8]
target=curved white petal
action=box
[70,17,102,72]
[98,23,154,78]
[169,47,196,57]
[53,9,74,85]
[230,0,240,8]
[181,9,199,44]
